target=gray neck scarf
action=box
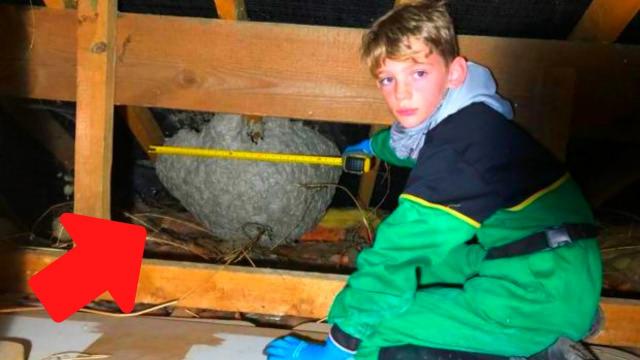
[390,62,514,160]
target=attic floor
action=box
[0,312,326,359]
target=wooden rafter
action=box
[73,0,117,219]
[47,0,163,165]
[213,0,247,20]
[0,247,638,347]
[1,7,638,138]
[42,0,76,9]
[121,106,165,161]
[32,0,78,172]
[212,0,266,149]
[46,0,163,164]
[569,0,640,42]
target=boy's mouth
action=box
[396,108,418,117]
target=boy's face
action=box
[376,39,465,128]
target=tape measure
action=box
[148,145,372,174]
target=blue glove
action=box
[343,139,374,156]
[264,335,354,360]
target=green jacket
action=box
[328,104,602,358]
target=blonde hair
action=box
[361,0,459,76]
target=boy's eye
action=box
[378,77,393,87]
[414,70,427,78]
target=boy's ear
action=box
[447,56,467,89]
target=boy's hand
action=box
[264,335,354,360]
[344,139,374,157]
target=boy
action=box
[265,1,601,359]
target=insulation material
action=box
[155,113,341,248]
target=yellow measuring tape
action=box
[148,145,371,174]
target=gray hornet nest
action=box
[155,113,341,249]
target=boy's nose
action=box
[395,81,411,101]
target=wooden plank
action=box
[121,106,165,161]
[1,247,638,347]
[569,0,640,42]
[0,7,77,102]
[213,0,266,150]
[111,11,378,124]
[1,247,344,319]
[0,8,639,140]
[43,0,77,9]
[593,298,640,346]
[45,0,163,168]
[43,0,66,9]
[73,0,117,218]
[213,0,247,20]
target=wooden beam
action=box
[46,0,161,166]
[120,106,165,161]
[0,8,639,145]
[43,0,66,9]
[214,0,266,149]
[73,0,117,219]
[213,0,247,20]
[1,247,343,319]
[569,0,640,42]
[594,298,640,347]
[1,247,638,347]
[43,0,77,9]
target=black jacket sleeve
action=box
[404,102,565,223]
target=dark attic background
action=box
[0,0,639,289]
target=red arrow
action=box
[28,213,147,322]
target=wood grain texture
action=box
[46,0,163,170]
[42,0,67,9]
[591,297,640,346]
[121,106,165,161]
[213,0,247,20]
[0,7,639,147]
[569,0,640,42]
[73,0,117,218]
[43,0,77,9]
[1,247,638,347]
